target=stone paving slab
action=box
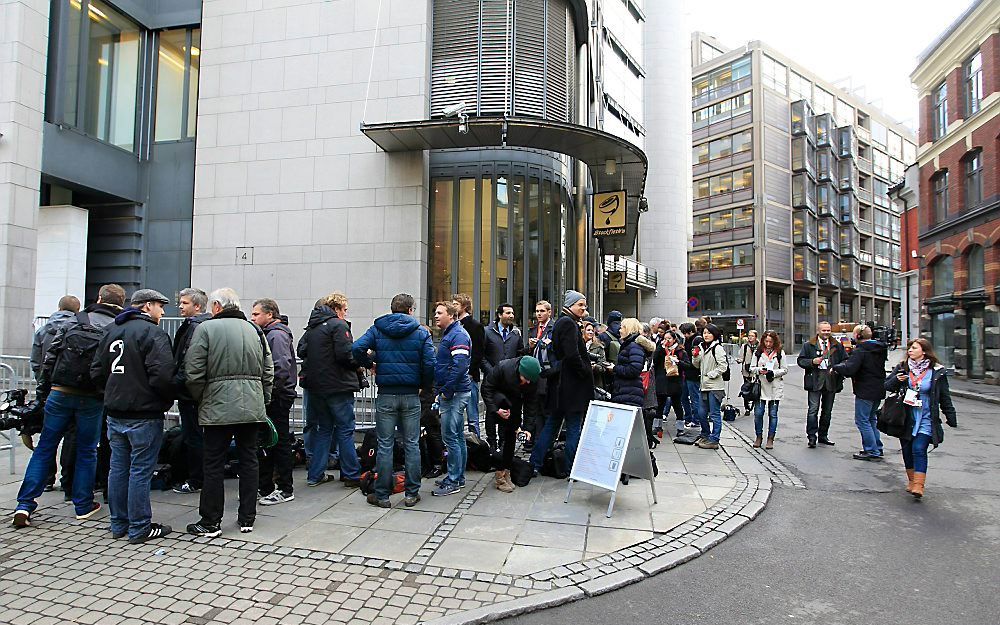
[0,422,792,624]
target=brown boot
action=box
[765,437,774,450]
[502,469,516,490]
[905,469,915,493]
[911,472,926,499]
[495,471,513,493]
[752,435,762,448]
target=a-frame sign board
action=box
[564,400,658,518]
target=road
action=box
[502,355,1000,625]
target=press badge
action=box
[819,359,829,370]
[903,388,922,407]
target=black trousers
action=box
[662,391,684,421]
[485,410,506,451]
[806,389,837,440]
[497,411,522,470]
[178,400,204,488]
[258,397,294,496]
[200,423,259,527]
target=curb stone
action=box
[950,389,1000,406]
[420,587,586,625]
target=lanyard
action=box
[820,341,830,357]
[908,367,929,390]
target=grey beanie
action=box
[563,290,585,309]
[131,289,170,306]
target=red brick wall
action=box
[902,205,920,272]
[971,114,1000,202]
[918,95,932,145]
[982,33,1000,97]
[947,67,964,125]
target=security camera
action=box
[442,102,468,117]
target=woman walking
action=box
[737,330,760,416]
[884,338,957,498]
[657,331,688,438]
[748,330,787,449]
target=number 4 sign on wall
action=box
[236,247,254,265]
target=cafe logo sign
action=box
[593,190,626,237]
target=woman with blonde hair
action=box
[884,338,957,498]
[611,318,647,408]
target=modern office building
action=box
[687,34,915,348]
[910,0,999,381]
[0,0,691,354]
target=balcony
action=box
[857,219,872,234]
[857,187,872,203]
[861,281,874,294]
[856,125,871,144]
[857,156,872,175]
[792,173,817,211]
[604,256,658,291]
[857,250,873,263]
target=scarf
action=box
[907,357,931,377]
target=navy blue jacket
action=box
[353,313,435,395]
[833,340,888,401]
[612,333,646,407]
[263,320,297,402]
[435,321,472,398]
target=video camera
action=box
[0,389,44,437]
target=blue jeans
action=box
[700,390,724,443]
[307,392,361,482]
[374,394,422,499]
[685,380,703,426]
[16,391,102,516]
[465,382,481,436]
[528,408,583,471]
[107,418,163,540]
[854,398,883,456]
[440,392,470,485]
[901,433,931,473]
[302,390,339,465]
[754,400,780,438]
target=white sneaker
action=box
[258,490,294,506]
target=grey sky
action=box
[684,0,974,129]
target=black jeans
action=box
[497,411,522,471]
[178,400,204,488]
[806,389,837,440]
[258,397,294,496]
[200,423,259,527]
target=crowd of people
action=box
[11,285,959,544]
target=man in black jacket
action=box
[483,303,523,451]
[297,292,362,487]
[171,288,211,494]
[797,321,847,448]
[679,322,704,428]
[453,293,484,437]
[91,289,175,544]
[481,356,541,492]
[526,300,555,447]
[252,298,298,505]
[833,325,888,461]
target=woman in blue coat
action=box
[612,318,647,407]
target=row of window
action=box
[693,130,752,164]
[688,286,752,313]
[692,56,750,102]
[693,206,754,234]
[689,244,754,272]
[932,49,984,140]
[931,246,986,295]
[930,149,984,224]
[692,93,751,129]
[694,167,753,199]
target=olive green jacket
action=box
[185,314,274,426]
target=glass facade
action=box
[155,28,201,142]
[428,164,576,329]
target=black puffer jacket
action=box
[297,306,359,395]
[550,312,594,414]
[612,334,646,407]
[833,340,888,401]
[172,312,212,400]
[91,308,175,419]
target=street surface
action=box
[503,351,1000,625]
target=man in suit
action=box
[797,321,847,448]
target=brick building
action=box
[911,0,1000,381]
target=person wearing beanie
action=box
[692,323,728,449]
[481,356,541,492]
[529,291,594,474]
[606,310,623,340]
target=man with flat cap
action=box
[91,289,176,543]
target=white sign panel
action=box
[569,401,638,491]
[736,318,745,330]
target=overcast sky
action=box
[684,0,975,129]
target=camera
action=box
[0,389,44,436]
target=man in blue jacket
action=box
[353,293,436,508]
[431,300,472,497]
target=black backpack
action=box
[358,430,378,472]
[541,444,569,479]
[509,457,534,486]
[50,311,105,391]
[465,432,494,472]
[712,344,731,382]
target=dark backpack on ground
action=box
[50,311,104,391]
[465,432,494,472]
[358,430,378,471]
[359,470,405,496]
[509,457,533,486]
[541,443,569,479]
[723,404,739,421]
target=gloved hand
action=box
[765,370,774,383]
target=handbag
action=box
[739,377,761,402]
[664,351,679,377]
[876,390,908,437]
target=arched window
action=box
[967,245,985,290]
[932,256,953,296]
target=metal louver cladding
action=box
[430,0,479,117]
[430,0,577,123]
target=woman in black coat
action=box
[612,318,647,407]
[656,331,688,437]
[883,338,957,499]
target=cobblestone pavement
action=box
[0,421,788,625]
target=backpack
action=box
[712,344,731,382]
[358,429,378,472]
[465,432,494,472]
[50,311,105,391]
[359,470,405,495]
[509,457,534,486]
[541,443,569,479]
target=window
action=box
[964,50,983,117]
[155,27,201,142]
[709,137,732,160]
[734,167,753,191]
[694,142,709,164]
[932,171,948,223]
[696,178,710,199]
[711,210,733,232]
[60,0,142,150]
[733,244,753,266]
[692,56,751,102]
[872,150,890,179]
[695,168,753,198]
[733,129,752,154]
[734,206,753,229]
[789,70,810,102]
[870,120,887,148]
[967,245,984,290]
[933,82,948,139]
[761,55,787,94]
[932,257,953,296]
[694,212,712,235]
[902,140,916,164]
[689,251,711,271]
[813,87,833,115]
[694,206,752,235]
[835,99,854,128]
[887,131,902,160]
[701,42,724,63]
[964,150,983,208]
[711,247,734,270]
[692,93,752,129]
